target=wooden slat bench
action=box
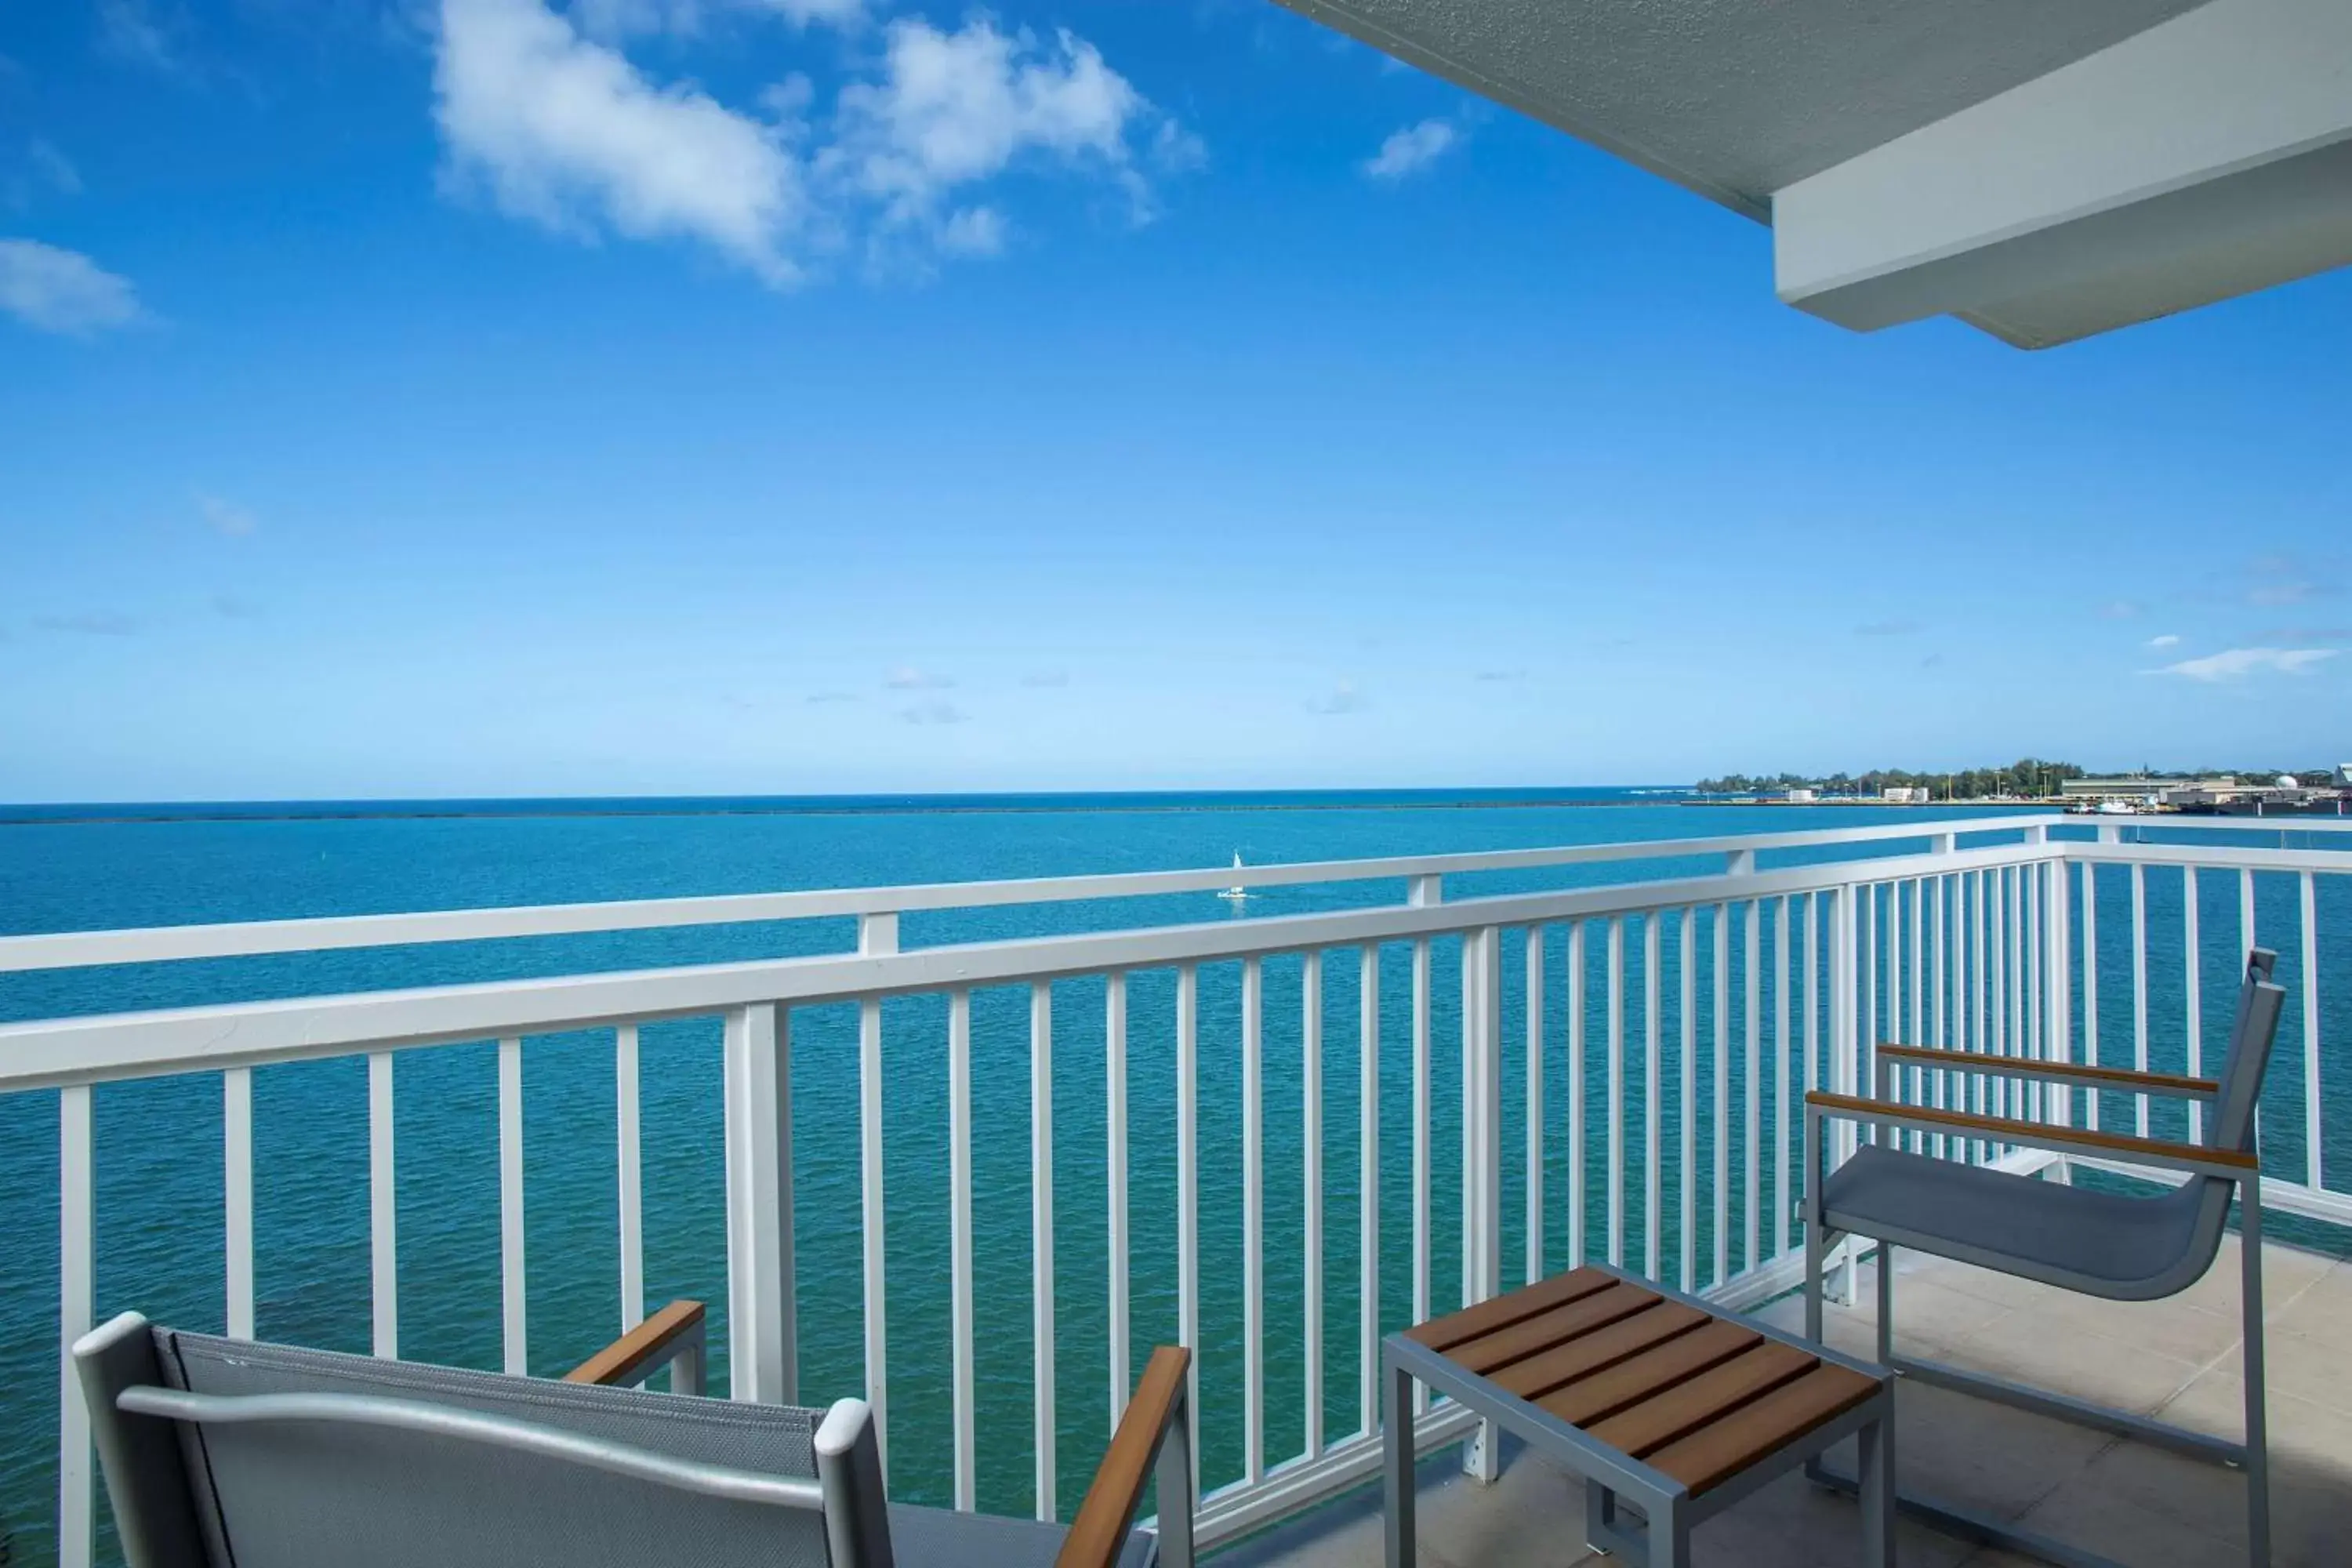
[1382,1264,1893,1568]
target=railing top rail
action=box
[2060,840,2352,873]
[0,838,2053,1093]
[0,814,2063,976]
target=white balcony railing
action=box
[3,815,2346,1566]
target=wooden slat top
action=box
[1410,1268,1880,1497]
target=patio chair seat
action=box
[889,1504,1154,1567]
[1820,1143,2223,1301]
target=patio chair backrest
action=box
[74,1313,899,1568]
[2212,949,2281,1155]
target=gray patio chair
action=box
[74,1299,1193,1568]
[1804,948,2286,1568]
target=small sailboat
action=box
[1218,851,1250,902]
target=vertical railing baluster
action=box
[2048,855,2071,1127]
[369,1050,397,1356]
[1607,919,1626,1268]
[1568,921,1587,1269]
[2132,864,2150,1139]
[1242,957,1265,1485]
[2083,862,2101,1131]
[1712,903,1729,1286]
[60,1083,93,1568]
[1033,982,1057,1518]
[1975,871,1990,1157]
[225,1066,255,1340]
[1744,899,1760,1272]
[1990,870,2008,1134]
[1301,951,1323,1459]
[1107,973,1130,1427]
[2183,873,2203,1144]
[2303,872,2322,1189]
[1680,907,1697,1292]
[1359,946,1379,1439]
[1805,895,1819,1104]
[2018,866,2034,1118]
[1410,933,1431,1410]
[1933,876,1948,1157]
[2024,863,2042,1125]
[1644,914,1662,1281]
[1909,880,1925,1148]
[499,1036,526,1374]
[1863,887,1877,1124]
[1463,927,1504,1483]
[1176,965,1200,1494]
[860,916,896,1469]
[616,1025,643,1334]
[950,990,976,1511]
[1776,895,1791,1259]
[1526,927,1544,1286]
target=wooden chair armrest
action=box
[1805,1091,2256,1177]
[1056,1345,1192,1568]
[1877,1043,2219,1098]
[564,1300,706,1391]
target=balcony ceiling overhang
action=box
[1275,0,2352,347]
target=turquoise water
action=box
[0,794,2340,1563]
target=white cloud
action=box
[200,495,258,537]
[97,0,183,74]
[1362,118,1457,181]
[570,0,866,42]
[27,140,82,197]
[434,0,808,285]
[433,3,1190,281]
[2148,647,2339,681]
[38,610,143,637]
[937,205,1006,256]
[2145,633,2180,649]
[885,665,953,688]
[1306,679,1367,715]
[0,240,142,334]
[829,18,1163,240]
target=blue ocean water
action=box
[0,792,2339,1564]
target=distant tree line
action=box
[1697,759,2343,797]
[1694,759,2086,798]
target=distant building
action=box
[1881,786,1929,804]
[2063,775,2224,802]
[1784,787,1817,804]
[2339,764,2352,787]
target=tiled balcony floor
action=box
[1216,1237,2352,1566]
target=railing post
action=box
[1726,847,1756,877]
[1461,924,1504,1483]
[858,913,895,1475]
[723,1001,796,1405]
[1829,885,1861,1305]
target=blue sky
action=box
[2,0,2347,800]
